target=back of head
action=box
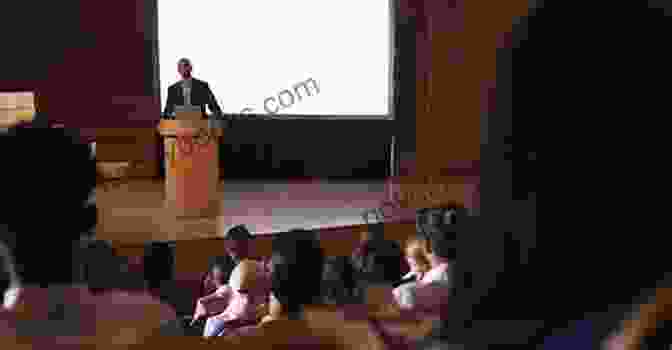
[224,225,253,241]
[143,242,174,290]
[0,127,96,286]
[80,240,121,293]
[359,240,403,284]
[270,230,324,314]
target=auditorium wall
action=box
[395,0,528,210]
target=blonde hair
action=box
[405,237,431,273]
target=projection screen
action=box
[157,0,395,119]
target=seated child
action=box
[201,260,269,337]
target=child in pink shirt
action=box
[200,260,270,337]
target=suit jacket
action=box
[163,78,222,119]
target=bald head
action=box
[177,58,192,80]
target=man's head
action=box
[0,127,96,286]
[223,225,253,261]
[177,58,192,80]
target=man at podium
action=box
[163,58,223,119]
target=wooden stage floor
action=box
[96,179,387,245]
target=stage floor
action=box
[96,179,386,244]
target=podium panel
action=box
[175,110,202,121]
[158,120,222,217]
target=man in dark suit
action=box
[163,58,223,119]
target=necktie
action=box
[184,84,191,106]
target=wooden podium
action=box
[157,119,222,217]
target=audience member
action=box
[0,127,177,346]
[364,205,466,348]
[182,226,272,336]
[168,257,237,336]
[351,223,404,302]
[215,230,351,349]
[200,259,269,337]
[420,227,455,286]
[396,234,431,286]
[363,219,455,318]
[392,234,432,309]
[143,242,174,291]
[142,241,190,316]
[351,223,386,273]
[79,240,125,294]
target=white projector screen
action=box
[158,0,394,118]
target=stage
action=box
[96,179,387,244]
